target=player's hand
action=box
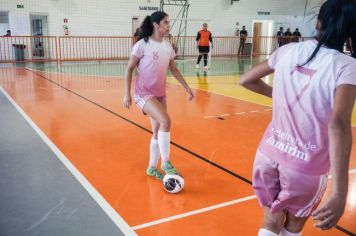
[186,87,194,100]
[122,94,132,109]
[312,195,346,230]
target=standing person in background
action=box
[168,33,178,56]
[277,27,284,47]
[292,28,302,42]
[3,30,11,36]
[133,28,141,44]
[239,0,356,235]
[238,26,248,56]
[196,23,213,70]
[284,28,292,44]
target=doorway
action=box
[30,14,48,58]
[252,20,274,55]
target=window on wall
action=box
[0,11,10,36]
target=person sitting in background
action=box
[3,30,11,36]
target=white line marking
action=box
[264,109,272,111]
[220,114,230,117]
[132,195,256,230]
[250,110,259,113]
[235,112,246,115]
[204,116,215,119]
[96,89,105,92]
[0,87,137,236]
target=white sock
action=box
[258,229,278,236]
[158,131,170,162]
[279,227,301,236]
[149,138,160,167]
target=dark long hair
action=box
[139,11,168,42]
[301,0,356,66]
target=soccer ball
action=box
[162,174,184,193]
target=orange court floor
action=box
[0,59,355,236]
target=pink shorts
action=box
[133,94,166,111]
[253,150,328,217]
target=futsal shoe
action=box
[196,64,200,69]
[146,166,163,180]
[161,161,179,175]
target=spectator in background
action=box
[238,26,248,56]
[284,28,292,44]
[168,33,178,55]
[133,28,141,44]
[3,30,11,36]
[277,27,284,47]
[292,28,302,42]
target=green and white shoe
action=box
[161,161,178,175]
[146,166,163,180]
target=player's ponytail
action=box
[301,0,356,66]
[139,11,168,42]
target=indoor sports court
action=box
[0,1,355,236]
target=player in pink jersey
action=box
[239,0,356,235]
[123,11,194,181]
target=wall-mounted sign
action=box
[17,5,24,8]
[257,11,271,15]
[139,6,159,11]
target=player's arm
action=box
[196,32,201,49]
[123,55,140,108]
[312,84,356,230]
[169,59,194,100]
[239,60,273,98]
[209,33,213,48]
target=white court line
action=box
[204,116,215,119]
[96,89,105,92]
[235,112,246,115]
[0,87,137,236]
[220,114,230,117]
[264,109,272,111]
[132,195,256,230]
[250,110,259,113]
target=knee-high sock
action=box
[158,131,170,162]
[258,229,278,236]
[279,227,301,236]
[149,138,160,167]
[197,55,203,64]
[203,54,208,66]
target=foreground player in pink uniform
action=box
[240,0,356,235]
[123,11,194,180]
